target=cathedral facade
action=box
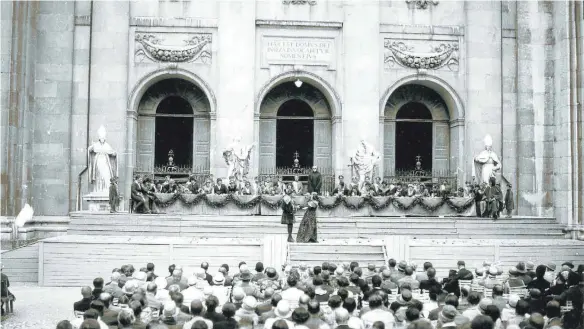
[1,1,583,226]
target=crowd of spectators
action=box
[58,259,583,329]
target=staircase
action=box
[68,212,565,240]
[287,241,387,268]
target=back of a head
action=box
[388,259,396,267]
[535,265,546,278]
[90,300,105,317]
[256,262,264,272]
[56,320,73,329]
[350,262,359,271]
[83,308,99,320]
[328,295,342,308]
[313,266,322,276]
[292,307,310,324]
[545,301,561,319]
[168,264,176,275]
[467,291,481,306]
[191,299,204,315]
[313,276,324,286]
[337,288,349,301]
[99,292,112,308]
[173,292,184,304]
[272,319,289,329]
[334,307,350,324]
[222,302,237,318]
[206,295,219,310]
[117,310,135,327]
[287,275,297,287]
[146,282,157,293]
[484,305,500,322]
[471,315,494,329]
[81,286,92,298]
[404,266,414,276]
[445,294,459,308]
[406,320,433,329]
[423,262,433,271]
[372,321,385,329]
[307,300,320,314]
[492,285,504,296]
[405,307,420,322]
[372,275,382,287]
[129,300,143,317]
[368,294,383,309]
[342,297,357,313]
[193,320,209,329]
[271,294,282,307]
[515,300,530,315]
[93,277,104,289]
[528,313,545,329]
[80,319,101,329]
[353,267,363,277]
[427,267,436,278]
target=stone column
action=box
[216,1,256,178]
[464,1,503,180]
[342,0,380,179]
[87,1,130,205]
[0,0,14,215]
[3,2,39,216]
[516,1,551,216]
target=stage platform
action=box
[68,212,565,240]
[4,235,584,286]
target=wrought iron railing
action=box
[258,166,336,195]
[134,164,210,185]
[383,168,458,188]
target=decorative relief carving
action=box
[134,33,212,64]
[282,0,317,5]
[406,0,438,9]
[384,40,459,71]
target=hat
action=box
[335,267,344,276]
[368,264,376,271]
[526,261,535,271]
[439,305,458,323]
[195,268,206,279]
[516,262,527,274]
[213,273,225,284]
[203,286,213,296]
[509,267,519,276]
[188,276,197,286]
[122,280,137,295]
[134,272,147,281]
[479,298,493,313]
[154,276,167,290]
[163,302,178,317]
[299,263,307,271]
[382,269,391,279]
[457,261,465,267]
[396,290,412,305]
[398,261,407,272]
[242,296,257,311]
[546,262,557,271]
[240,270,252,281]
[562,261,575,269]
[232,287,245,301]
[274,300,293,318]
[488,267,498,276]
[454,315,470,327]
[508,294,520,308]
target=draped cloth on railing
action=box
[152,193,475,216]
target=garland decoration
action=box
[153,193,475,213]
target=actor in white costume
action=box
[349,140,380,187]
[472,134,501,185]
[223,136,254,182]
[88,126,118,194]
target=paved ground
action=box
[1,283,79,329]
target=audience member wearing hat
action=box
[264,301,295,329]
[389,261,407,284]
[211,273,229,307]
[235,296,259,326]
[438,305,458,328]
[182,276,205,306]
[253,262,266,283]
[515,262,532,285]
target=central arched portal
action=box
[395,102,433,171]
[259,81,332,172]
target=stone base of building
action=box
[83,193,122,212]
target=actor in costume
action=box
[349,139,380,187]
[131,175,150,213]
[483,176,503,219]
[472,134,501,185]
[297,193,319,243]
[142,177,159,214]
[281,192,297,242]
[504,183,515,218]
[108,177,119,213]
[88,125,117,193]
[307,166,322,195]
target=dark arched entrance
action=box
[395,102,433,171]
[155,96,194,167]
[276,99,314,167]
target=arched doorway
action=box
[395,102,433,171]
[383,84,450,176]
[136,78,211,174]
[276,99,314,167]
[258,81,332,171]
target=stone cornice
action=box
[450,118,465,128]
[380,24,464,36]
[256,20,342,29]
[75,15,91,26]
[131,17,218,28]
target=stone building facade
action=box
[1,1,583,226]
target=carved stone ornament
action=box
[282,0,317,5]
[384,41,459,71]
[406,0,439,9]
[135,33,212,64]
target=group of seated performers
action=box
[331,176,463,198]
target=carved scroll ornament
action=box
[384,41,459,71]
[406,0,439,9]
[282,0,317,5]
[135,34,212,63]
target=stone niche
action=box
[381,25,463,73]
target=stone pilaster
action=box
[216,1,256,178]
[0,0,14,215]
[88,1,130,205]
[342,0,380,180]
[516,1,552,216]
[464,1,503,179]
[3,2,39,216]
[33,1,75,215]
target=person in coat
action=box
[504,183,514,218]
[307,166,322,195]
[281,192,297,242]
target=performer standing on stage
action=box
[297,192,319,243]
[281,191,296,242]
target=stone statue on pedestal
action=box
[223,136,254,183]
[472,134,501,185]
[349,140,380,186]
[88,126,118,194]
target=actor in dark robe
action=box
[473,184,484,217]
[483,176,503,219]
[131,175,150,213]
[281,193,296,242]
[109,177,119,213]
[504,183,514,218]
[307,166,322,195]
[297,193,319,243]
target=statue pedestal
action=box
[83,193,122,212]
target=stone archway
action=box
[380,76,465,183]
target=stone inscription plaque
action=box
[263,37,334,67]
